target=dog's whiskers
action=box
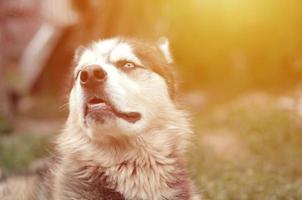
[58,102,69,111]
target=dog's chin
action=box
[84,97,142,125]
[84,115,137,145]
[84,108,118,135]
[85,105,115,124]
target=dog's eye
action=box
[116,60,137,71]
[123,62,135,69]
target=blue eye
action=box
[123,62,135,69]
[116,60,137,71]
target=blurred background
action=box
[1,0,302,199]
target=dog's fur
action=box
[0,38,200,200]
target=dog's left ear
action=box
[157,37,173,64]
[74,46,86,64]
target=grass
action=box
[189,95,302,199]
[1,94,302,199]
[0,116,13,134]
[0,134,50,174]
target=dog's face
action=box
[68,38,176,141]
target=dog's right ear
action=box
[157,37,173,64]
[74,46,86,64]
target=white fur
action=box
[109,43,143,66]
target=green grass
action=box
[0,116,13,134]
[0,134,50,174]
[189,96,302,199]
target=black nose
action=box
[80,65,107,88]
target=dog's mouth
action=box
[84,97,141,124]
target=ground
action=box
[1,92,302,199]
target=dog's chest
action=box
[61,165,125,200]
[104,160,184,200]
[57,149,193,200]
[69,161,180,200]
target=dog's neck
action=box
[56,110,193,199]
[58,125,184,167]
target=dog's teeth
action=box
[88,103,106,109]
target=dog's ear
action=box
[157,37,173,64]
[74,46,86,64]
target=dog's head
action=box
[67,38,178,142]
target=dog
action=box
[0,37,200,200]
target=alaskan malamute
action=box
[0,38,200,200]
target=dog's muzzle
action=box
[80,65,141,124]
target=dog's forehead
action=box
[77,38,142,68]
[93,38,119,55]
